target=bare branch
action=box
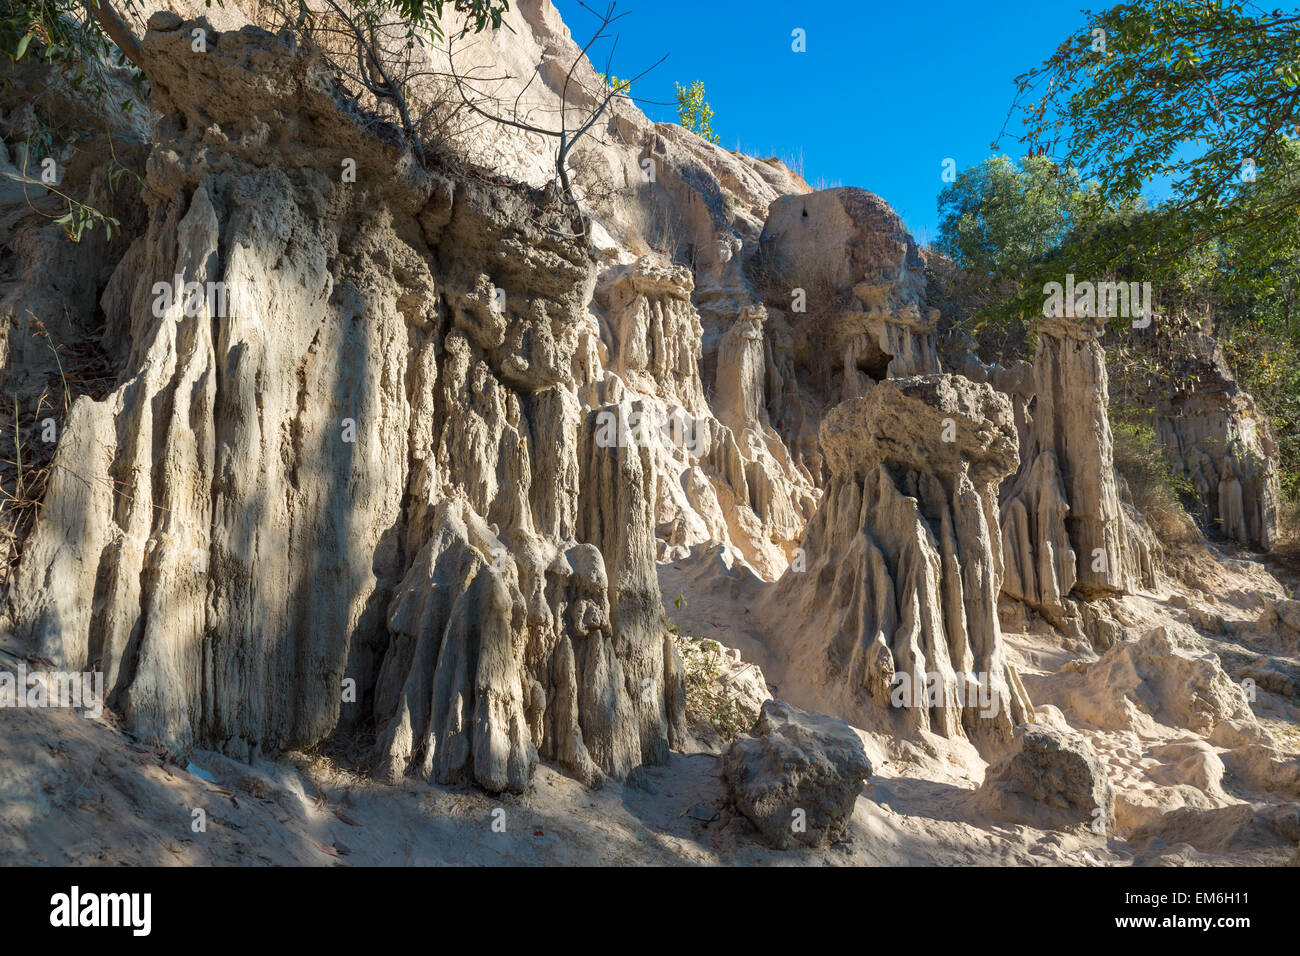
[81,0,144,71]
[444,0,664,234]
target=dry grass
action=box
[0,322,116,587]
[0,387,57,588]
[1278,498,1300,546]
[1110,417,1200,544]
[1265,498,1300,582]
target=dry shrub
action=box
[671,633,751,742]
[1110,417,1199,543]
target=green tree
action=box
[599,73,632,93]
[934,150,1231,349]
[937,154,1092,280]
[937,154,1300,509]
[939,2,1300,515]
[675,79,719,144]
[1014,1,1300,271]
[934,154,1107,354]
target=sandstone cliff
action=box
[0,0,1295,869]
[8,16,688,792]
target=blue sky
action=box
[552,0,1096,244]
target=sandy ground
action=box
[657,534,1300,868]
[0,684,1159,867]
[1,534,1296,867]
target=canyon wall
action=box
[0,0,1286,805]
[8,17,686,791]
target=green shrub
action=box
[1109,415,1196,540]
[672,634,749,742]
[674,80,719,144]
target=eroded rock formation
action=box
[977,315,1160,644]
[7,17,684,791]
[1150,331,1280,551]
[584,257,817,580]
[0,1,1292,867]
[597,258,705,413]
[1000,315,1136,598]
[755,189,942,436]
[759,374,1032,754]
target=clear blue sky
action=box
[551,0,1096,244]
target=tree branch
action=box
[82,0,145,71]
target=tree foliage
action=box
[1,0,145,101]
[937,155,1093,281]
[1014,0,1300,271]
[942,80,1300,503]
[674,79,718,144]
[1005,1,1300,503]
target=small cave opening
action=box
[853,337,894,384]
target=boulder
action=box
[1146,739,1227,796]
[1051,628,1255,735]
[723,699,872,849]
[976,723,1115,831]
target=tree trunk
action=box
[82,0,145,71]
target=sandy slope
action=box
[4,561,1296,869]
[657,537,1300,867]
[0,681,1120,866]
